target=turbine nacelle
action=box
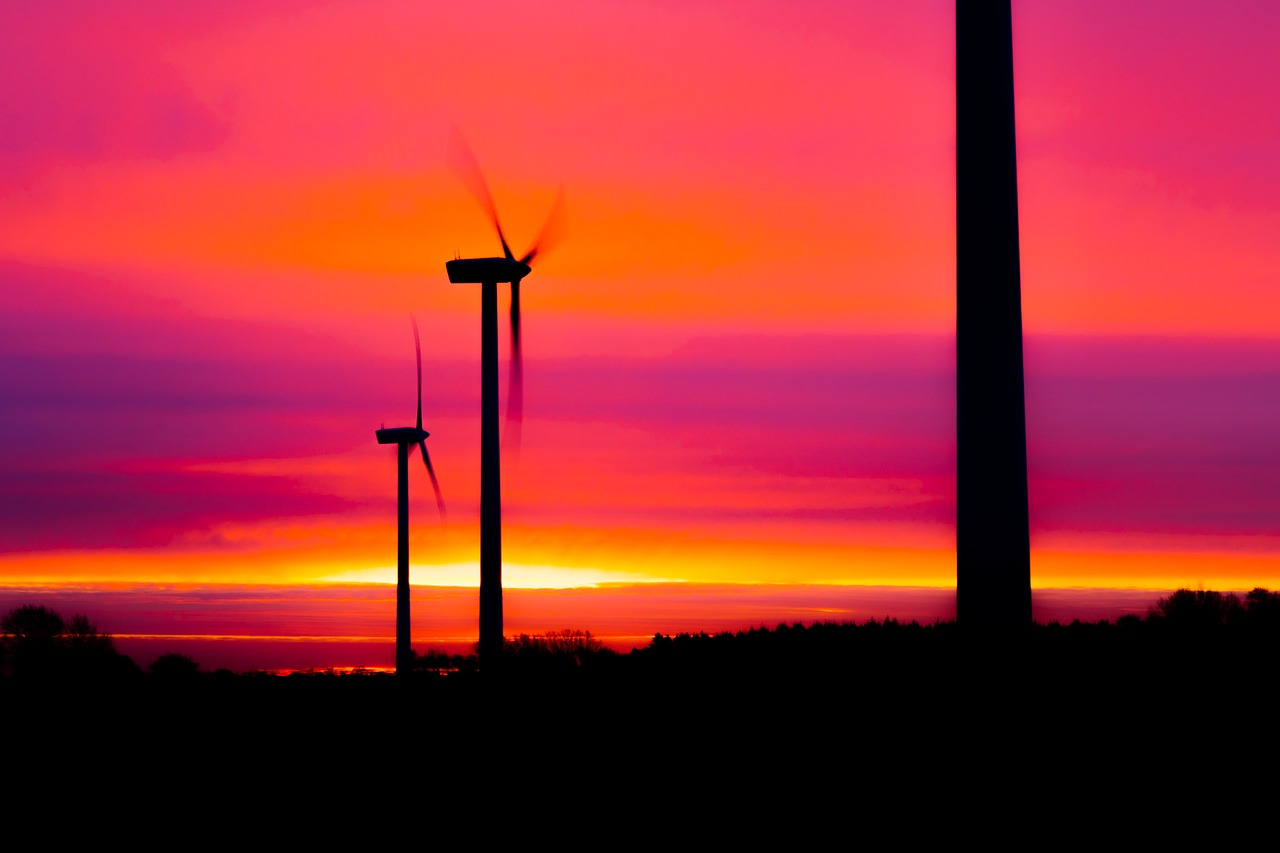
[445,257,532,285]
[376,426,430,445]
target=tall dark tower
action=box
[446,132,561,667]
[374,317,446,675]
[955,1,1032,625]
[445,270,514,665]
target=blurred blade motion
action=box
[410,313,445,520]
[419,440,447,521]
[412,315,422,431]
[504,279,523,458]
[448,127,514,261]
[448,130,565,465]
[519,183,567,266]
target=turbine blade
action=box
[419,440,447,521]
[504,280,523,458]
[519,183,567,266]
[412,315,422,431]
[448,127,514,261]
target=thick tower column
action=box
[396,442,412,675]
[479,280,504,661]
[956,1,1032,626]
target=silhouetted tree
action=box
[1243,588,1280,622]
[2,604,67,676]
[414,648,478,676]
[64,613,135,678]
[3,603,65,641]
[1148,589,1242,629]
[1,603,139,679]
[149,652,201,680]
[502,629,616,675]
[66,614,116,654]
[1236,589,1280,655]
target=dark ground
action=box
[8,617,1276,749]
[4,611,1276,829]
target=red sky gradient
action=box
[3,2,1279,669]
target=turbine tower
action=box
[445,131,563,664]
[375,316,446,675]
[956,1,1032,626]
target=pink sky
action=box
[2,2,1279,666]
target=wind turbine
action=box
[955,1,1032,626]
[375,316,446,676]
[445,131,563,664]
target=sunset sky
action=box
[3,1,1279,667]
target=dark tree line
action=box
[6,588,1280,687]
[1147,587,1280,631]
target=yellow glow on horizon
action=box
[1029,547,1280,592]
[2,539,1279,594]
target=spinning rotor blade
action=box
[448,127,514,261]
[412,315,422,431]
[419,440,447,521]
[504,280,523,457]
[519,184,567,266]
